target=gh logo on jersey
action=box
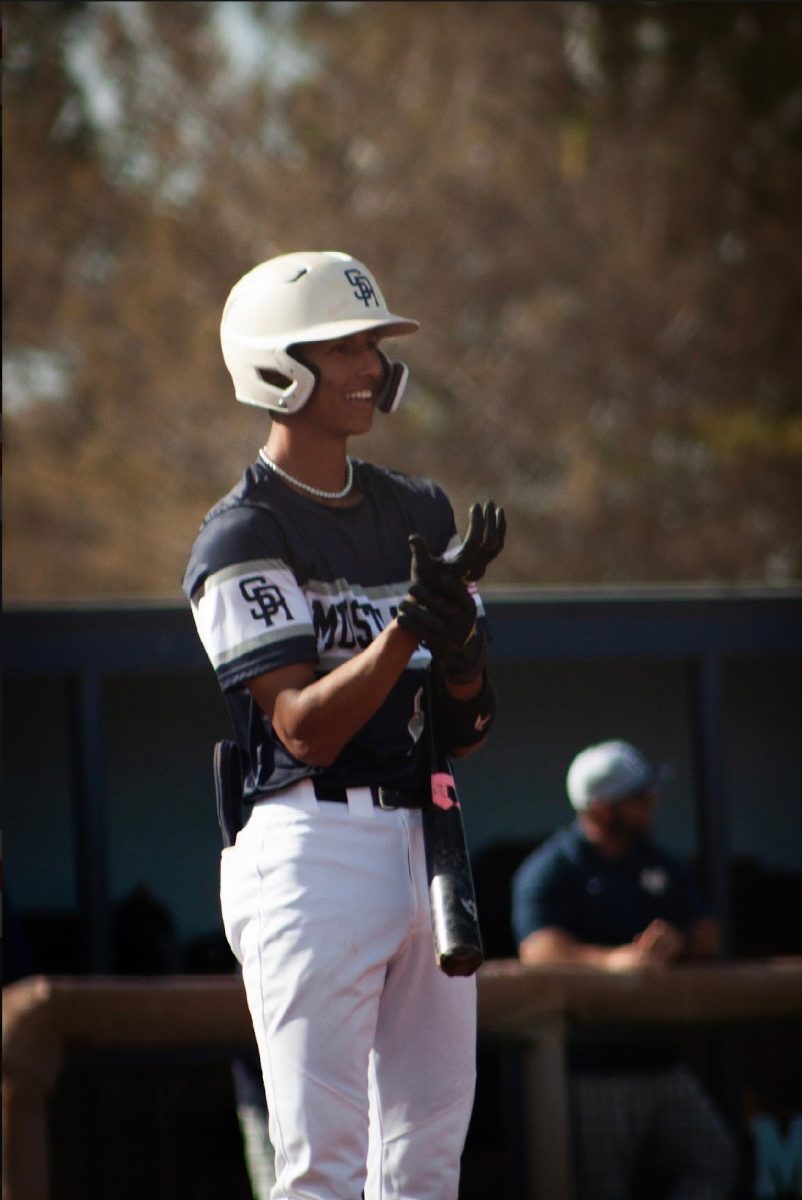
[345,267,379,307]
[239,576,293,626]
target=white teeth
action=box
[348,390,372,400]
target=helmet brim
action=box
[289,315,420,345]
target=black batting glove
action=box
[408,501,507,589]
[397,578,487,684]
[398,578,477,651]
[437,630,487,685]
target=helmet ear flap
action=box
[257,368,294,390]
[240,348,317,413]
[375,351,408,413]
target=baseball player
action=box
[182,251,505,1199]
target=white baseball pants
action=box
[220,782,477,1200]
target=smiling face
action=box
[292,330,386,439]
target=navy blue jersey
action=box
[511,822,710,949]
[183,456,486,805]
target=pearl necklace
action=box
[258,449,354,500]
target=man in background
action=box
[511,739,738,1200]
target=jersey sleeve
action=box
[184,505,318,692]
[511,843,576,947]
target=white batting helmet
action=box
[220,251,420,415]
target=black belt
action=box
[312,781,425,810]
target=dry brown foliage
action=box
[4,1,801,599]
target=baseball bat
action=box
[420,671,484,977]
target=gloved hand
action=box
[408,501,506,589]
[397,577,486,684]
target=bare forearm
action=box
[252,621,419,766]
[519,928,617,968]
[518,922,689,971]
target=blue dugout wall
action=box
[4,589,802,972]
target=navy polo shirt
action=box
[511,822,712,1073]
[511,821,710,950]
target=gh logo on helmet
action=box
[345,267,379,308]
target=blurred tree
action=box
[4,0,801,597]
